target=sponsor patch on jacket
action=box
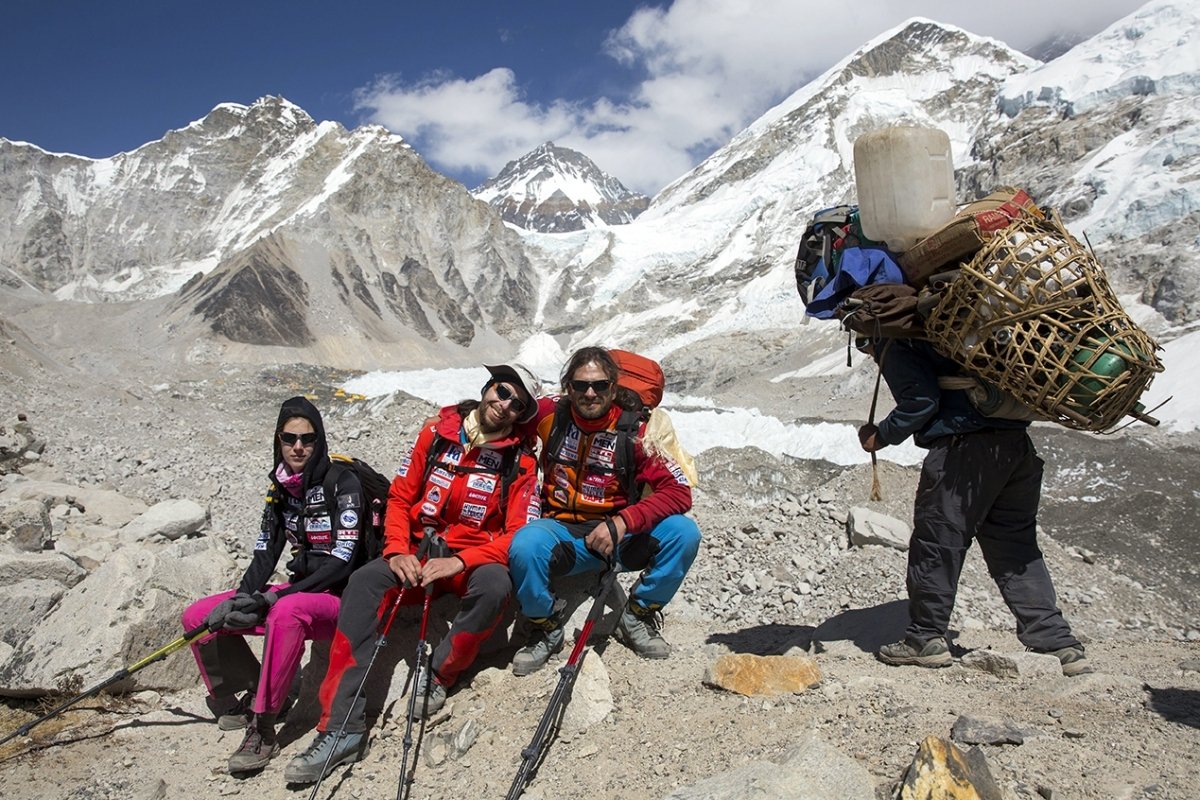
[420,502,439,517]
[467,474,497,493]
[425,487,442,504]
[397,449,414,477]
[461,503,487,524]
[428,468,453,489]
[552,487,568,506]
[581,483,607,504]
[668,462,690,486]
[587,432,618,468]
[332,541,355,562]
[307,530,333,546]
[339,510,359,529]
[282,511,300,533]
[310,487,326,504]
[476,449,502,470]
[253,530,271,552]
[338,493,360,510]
[442,444,464,465]
[466,490,491,505]
[306,516,332,533]
[559,428,581,462]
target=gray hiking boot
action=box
[512,620,565,676]
[413,670,448,718]
[283,731,367,785]
[616,604,671,659]
[227,717,279,774]
[1038,644,1095,676]
[877,637,952,668]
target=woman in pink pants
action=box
[181,396,365,774]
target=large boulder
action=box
[119,498,210,542]
[0,538,236,697]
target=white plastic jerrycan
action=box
[853,125,956,252]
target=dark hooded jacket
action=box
[235,396,363,597]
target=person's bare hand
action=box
[584,517,626,558]
[421,556,464,586]
[858,424,883,453]
[388,553,422,587]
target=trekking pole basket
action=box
[922,212,1163,431]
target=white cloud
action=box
[355,0,1146,195]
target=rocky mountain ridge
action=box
[472,142,649,232]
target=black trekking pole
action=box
[307,535,443,800]
[0,623,211,748]
[396,534,450,800]
[505,561,621,800]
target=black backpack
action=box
[543,403,645,501]
[322,454,392,563]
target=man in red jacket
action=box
[284,363,541,785]
[508,346,701,676]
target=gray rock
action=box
[120,498,210,542]
[0,498,52,551]
[846,506,910,550]
[950,714,1026,745]
[662,730,873,799]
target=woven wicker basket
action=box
[923,212,1162,431]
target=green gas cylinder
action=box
[1064,338,1132,411]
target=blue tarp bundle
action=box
[803,246,905,319]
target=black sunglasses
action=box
[279,432,318,447]
[569,379,613,394]
[494,383,528,413]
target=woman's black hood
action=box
[273,395,330,490]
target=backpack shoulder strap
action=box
[614,408,645,501]
[541,403,573,470]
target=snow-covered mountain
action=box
[472,142,648,232]
[511,4,1200,399]
[0,97,541,366]
[0,3,1197,393]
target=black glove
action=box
[223,592,277,629]
[204,599,237,631]
[229,592,262,613]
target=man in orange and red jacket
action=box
[285,363,540,785]
[508,346,701,676]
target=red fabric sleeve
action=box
[617,438,693,534]
[381,423,435,559]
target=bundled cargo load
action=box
[921,211,1163,431]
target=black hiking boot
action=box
[877,636,953,668]
[227,714,279,774]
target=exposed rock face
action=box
[0,96,541,365]
[473,142,649,232]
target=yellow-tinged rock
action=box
[899,736,1003,800]
[702,653,822,697]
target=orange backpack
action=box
[610,349,664,409]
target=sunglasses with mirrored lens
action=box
[494,383,527,413]
[569,379,613,394]
[279,432,318,447]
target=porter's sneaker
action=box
[227,721,279,773]
[876,637,953,668]
[1038,644,1095,676]
[616,605,671,659]
[512,622,565,676]
[283,731,367,785]
[413,670,448,718]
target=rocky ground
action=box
[1,353,1198,800]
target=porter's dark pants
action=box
[905,428,1080,652]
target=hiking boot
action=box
[413,670,448,719]
[207,691,252,731]
[283,731,367,785]
[512,620,565,676]
[227,718,279,774]
[1038,644,1095,676]
[876,637,953,668]
[616,604,671,659]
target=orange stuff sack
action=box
[610,349,665,409]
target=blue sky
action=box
[2,0,1146,195]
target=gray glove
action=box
[204,599,237,630]
[223,592,277,629]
